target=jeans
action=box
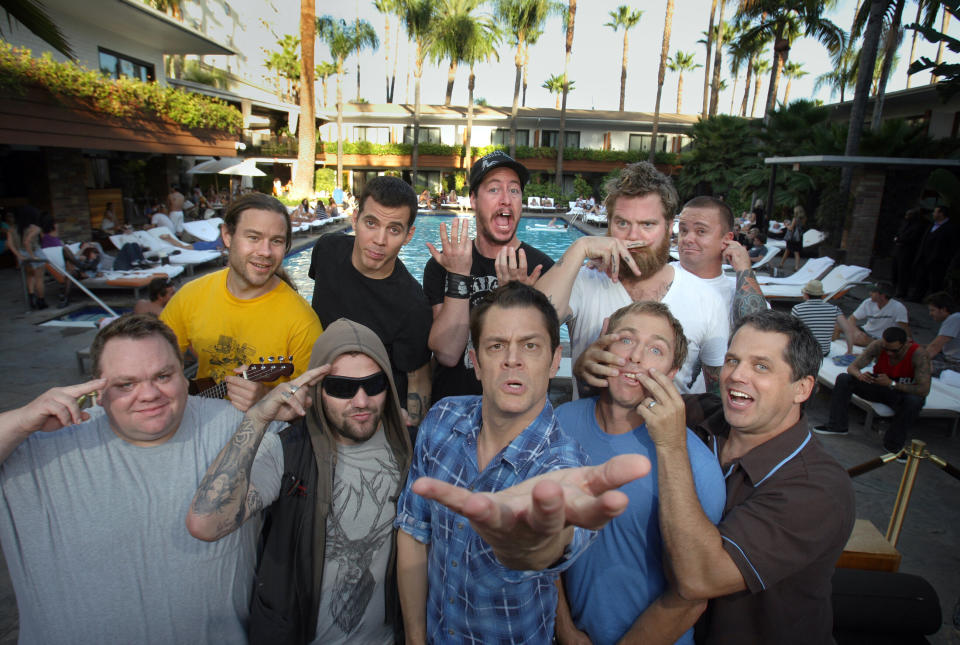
[829,372,925,452]
[113,243,145,270]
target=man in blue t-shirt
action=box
[556,301,725,645]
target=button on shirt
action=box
[395,395,593,645]
[683,395,856,645]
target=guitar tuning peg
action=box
[287,355,293,361]
[269,356,275,362]
[259,356,264,363]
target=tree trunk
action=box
[932,9,950,83]
[293,0,316,198]
[764,31,788,119]
[390,16,400,102]
[702,0,717,118]
[838,0,886,244]
[751,63,762,117]
[783,78,792,105]
[740,54,753,116]
[555,94,560,109]
[522,43,530,107]
[619,31,629,111]
[384,14,392,102]
[336,60,345,188]
[510,39,524,157]
[905,1,921,89]
[676,72,684,113]
[649,0,674,164]
[729,73,737,113]
[405,44,411,103]
[321,77,328,108]
[871,0,905,132]
[709,0,725,116]
[445,60,457,106]
[465,66,476,170]
[557,0,576,184]
[412,43,423,187]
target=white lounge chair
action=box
[111,230,220,276]
[527,196,542,212]
[42,245,183,299]
[183,218,223,242]
[755,256,835,285]
[761,264,870,302]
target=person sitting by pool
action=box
[748,230,768,260]
[134,277,176,316]
[327,198,340,218]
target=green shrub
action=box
[314,168,336,193]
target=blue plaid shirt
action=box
[395,395,593,644]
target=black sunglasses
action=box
[321,372,388,399]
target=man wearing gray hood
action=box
[187,318,412,645]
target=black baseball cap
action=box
[468,151,530,194]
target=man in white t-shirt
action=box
[536,162,729,394]
[844,281,911,347]
[924,291,960,375]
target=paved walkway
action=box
[0,228,957,642]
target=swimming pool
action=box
[283,215,583,298]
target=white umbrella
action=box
[186,158,241,174]
[218,159,265,177]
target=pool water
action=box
[283,215,585,341]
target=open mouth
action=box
[502,379,525,394]
[493,211,514,233]
[726,389,754,409]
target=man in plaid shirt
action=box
[395,282,649,644]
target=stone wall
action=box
[846,168,886,268]
[44,147,91,241]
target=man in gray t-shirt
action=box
[924,292,960,375]
[0,314,283,643]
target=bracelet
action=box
[445,272,470,299]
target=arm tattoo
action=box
[406,393,425,426]
[191,416,265,530]
[902,351,932,396]
[733,270,767,325]
[851,343,880,371]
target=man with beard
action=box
[188,319,411,644]
[536,162,729,393]
[423,151,554,400]
[162,193,323,411]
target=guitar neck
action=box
[198,381,229,399]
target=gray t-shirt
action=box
[0,397,283,644]
[313,428,400,645]
[938,312,960,362]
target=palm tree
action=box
[398,0,440,186]
[318,16,378,188]
[462,18,501,170]
[541,74,575,108]
[293,0,316,199]
[709,4,730,116]
[431,0,484,106]
[0,0,72,58]
[374,0,399,102]
[351,20,379,102]
[932,6,951,83]
[780,60,807,104]
[667,51,701,113]
[870,0,905,129]
[905,1,939,88]
[649,0,675,164]
[702,0,719,117]
[495,0,558,157]
[725,25,753,114]
[315,61,338,107]
[521,26,545,106]
[556,0,576,184]
[750,57,770,117]
[736,0,844,121]
[605,5,643,112]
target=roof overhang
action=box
[764,155,960,168]
[44,0,236,55]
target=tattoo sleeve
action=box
[851,342,880,372]
[733,270,767,326]
[703,365,721,396]
[901,351,932,396]
[189,415,267,538]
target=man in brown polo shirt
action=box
[635,310,855,644]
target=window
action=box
[403,126,441,144]
[540,130,580,149]
[98,48,154,82]
[628,134,668,153]
[491,128,529,147]
[354,126,390,144]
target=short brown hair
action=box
[603,162,678,225]
[91,314,182,377]
[683,195,734,233]
[606,301,688,371]
[222,193,292,252]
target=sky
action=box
[300,0,955,115]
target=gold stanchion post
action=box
[885,439,927,547]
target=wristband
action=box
[445,272,470,299]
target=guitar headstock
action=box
[246,355,294,382]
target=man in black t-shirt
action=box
[423,151,554,400]
[309,176,432,427]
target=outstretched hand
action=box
[412,453,650,570]
[426,219,473,276]
[246,365,330,426]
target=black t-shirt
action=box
[308,234,432,404]
[422,241,554,401]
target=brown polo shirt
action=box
[684,394,856,645]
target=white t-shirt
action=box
[852,297,909,338]
[151,211,177,232]
[0,397,283,644]
[568,264,730,393]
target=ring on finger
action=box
[647,400,657,409]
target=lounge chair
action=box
[183,217,223,242]
[42,245,184,299]
[720,245,782,272]
[761,264,870,302]
[755,256,835,285]
[527,196,542,212]
[110,230,221,276]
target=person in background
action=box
[923,291,960,375]
[840,281,911,348]
[134,277,176,316]
[748,230,768,260]
[892,207,927,298]
[101,202,118,234]
[7,206,47,309]
[778,205,805,272]
[791,279,857,356]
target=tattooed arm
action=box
[186,365,329,541]
[406,362,431,426]
[723,240,768,325]
[899,349,932,397]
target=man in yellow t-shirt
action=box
[162,193,322,411]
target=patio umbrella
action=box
[186,158,241,174]
[218,159,265,177]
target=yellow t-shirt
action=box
[161,269,323,385]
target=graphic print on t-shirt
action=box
[203,335,256,382]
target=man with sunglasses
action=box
[188,318,412,645]
[815,325,931,456]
